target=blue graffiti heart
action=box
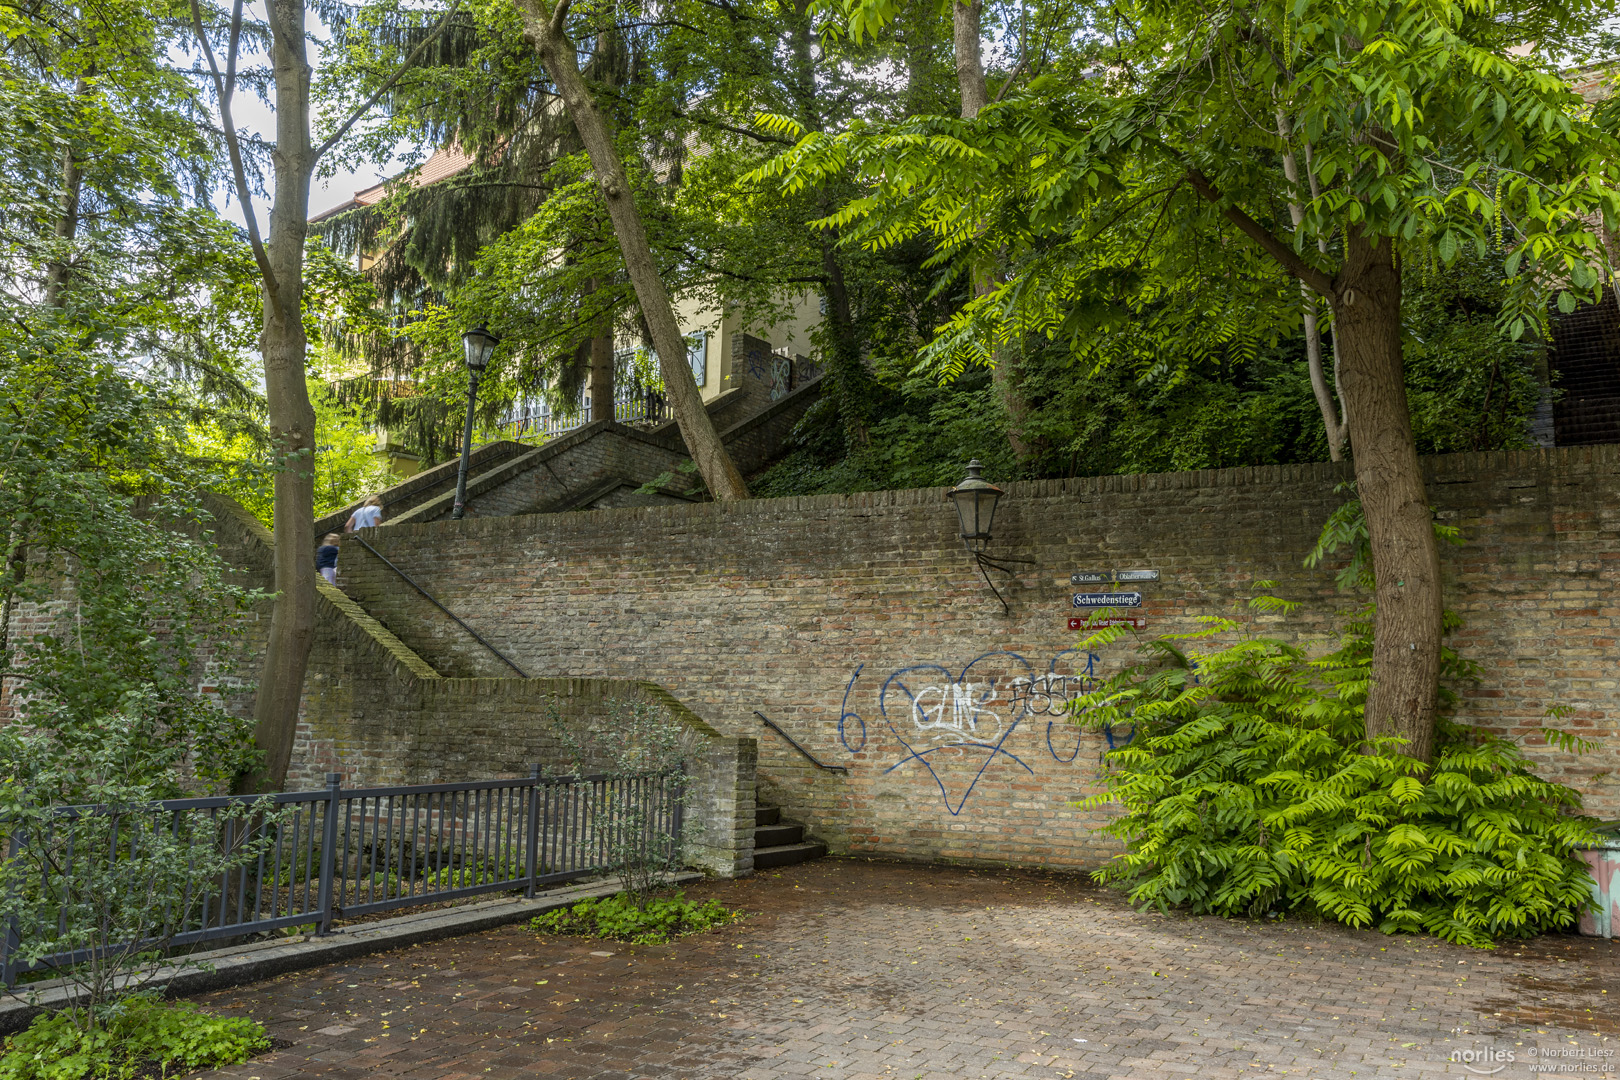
[878,651,1036,816]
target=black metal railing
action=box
[0,768,683,986]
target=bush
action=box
[0,997,268,1080]
[530,892,737,945]
[1073,598,1599,948]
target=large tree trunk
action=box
[784,2,870,447]
[1331,232,1442,763]
[953,0,1031,459]
[590,332,615,422]
[242,0,319,793]
[952,1,988,119]
[515,1,747,500]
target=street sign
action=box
[1071,569,1159,584]
[1070,616,1146,630]
[1072,592,1142,608]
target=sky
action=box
[202,5,412,231]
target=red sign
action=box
[1069,616,1146,630]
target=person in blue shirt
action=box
[316,533,341,585]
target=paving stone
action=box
[187,859,1618,1079]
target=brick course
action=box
[323,445,1620,870]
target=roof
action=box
[308,145,477,224]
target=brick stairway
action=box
[752,804,826,870]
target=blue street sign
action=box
[1072,592,1143,608]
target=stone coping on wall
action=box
[362,442,1620,541]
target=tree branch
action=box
[1185,168,1334,296]
[313,0,467,162]
[190,0,277,299]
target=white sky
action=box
[202,5,412,230]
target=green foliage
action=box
[0,997,268,1080]
[1072,600,1599,948]
[755,281,1543,496]
[0,353,263,791]
[548,698,697,899]
[529,892,737,946]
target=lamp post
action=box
[452,324,500,521]
[946,459,1031,610]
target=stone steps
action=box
[753,804,826,870]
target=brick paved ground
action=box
[190,858,1619,1080]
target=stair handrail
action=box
[753,710,849,774]
[348,534,530,679]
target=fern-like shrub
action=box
[1074,599,1598,947]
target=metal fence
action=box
[496,383,672,442]
[0,768,683,986]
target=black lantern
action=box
[452,324,501,520]
[947,459,1004,552]
[462,324,499,372]
[947,459,1030,611]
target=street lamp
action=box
[946,459,1004,553]
[452,324,500,521]
[946,459,1031,611]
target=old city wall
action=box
[328,446,1620,870]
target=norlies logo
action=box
[1451,1047,1516,1074]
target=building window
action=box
[687,331,706,387]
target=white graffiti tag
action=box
[910,682,1003,739]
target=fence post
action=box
[1,831,20,989]
[671,766,686,866]
[316,774,342,936]
[525,764,542,899]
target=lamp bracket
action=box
[971,550,1033,613]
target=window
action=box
[687,331,706,387]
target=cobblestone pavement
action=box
[191,858,1619,1080]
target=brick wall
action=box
[201,496,758,878]
[328,446,1620,870]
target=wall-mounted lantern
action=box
[947,459,1003,552]
[452,324,500,521]
[946,459,1031,611]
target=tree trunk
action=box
[820,229,870,447]
[953,0,1031,459]
[590,332,615,422]
[1276,110,1347,461]
[515,1,747,500]
[241,0,319,793]
[952,0,988,119]
[43,73,90,308]
[784,2,869,447]
[1331,232,1442,763]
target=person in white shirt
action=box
[346,495,383,532]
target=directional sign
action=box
[1071,569,1159,584]
[1072,592,1143,608]
[1070,616,1146,630]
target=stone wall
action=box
[329,446,1620,870]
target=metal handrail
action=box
[348,534,529,678]
[753,711,849,774]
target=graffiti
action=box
[838,648,1134,814]
[839,665,867,753]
